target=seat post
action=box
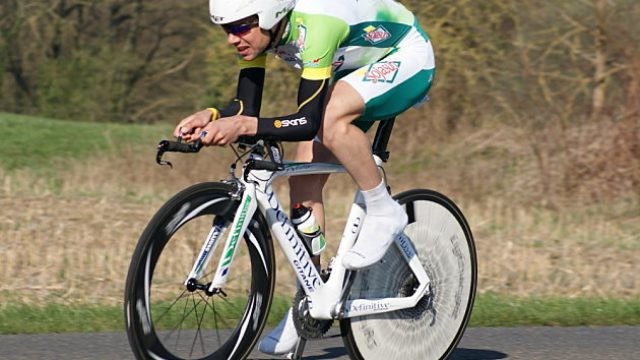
[371,117,396,162]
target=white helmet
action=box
[210,0,296,30]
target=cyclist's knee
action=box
[322,82,364,146]
[321,120,351,148]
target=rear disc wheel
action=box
[341,189,477,360]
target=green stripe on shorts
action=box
[354,68,435,131]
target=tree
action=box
[0,0,212,122]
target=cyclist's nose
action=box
[227,33,241,45]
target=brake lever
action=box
[156,139,176,168]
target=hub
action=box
[185,278,226,297]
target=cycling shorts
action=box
[336,22,435,131]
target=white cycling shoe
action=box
[343,203,408,270]
[259,307,299,355]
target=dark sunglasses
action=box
[222,17,259,35]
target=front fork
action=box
[182,182,258,294]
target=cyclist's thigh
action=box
[339,27,435,131]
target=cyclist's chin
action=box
[238,50,258,61]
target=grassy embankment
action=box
[0,113,638,334]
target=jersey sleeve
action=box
[216,54,267,118]
[295,14,349,80]
[256,77,329,141]
[252,15,348,141]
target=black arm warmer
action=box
[218,67,265,117]
[256,78,329,141]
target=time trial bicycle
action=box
[124,118,477,360]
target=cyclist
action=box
[174,0,435,355]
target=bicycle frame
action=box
[186,151,432,321]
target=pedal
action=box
[287,337,307,360]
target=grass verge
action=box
[0,112,169,171]
[1,295,638,335]
[0,297,292,335]
[472,294,640,327]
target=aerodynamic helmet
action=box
[210,0,296,30]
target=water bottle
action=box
[291,203,326,256]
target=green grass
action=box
[0,303,125,334]
[0,112,170,171]
[471,294,640,327]
[1,295,638,335]
[0,297,292,335]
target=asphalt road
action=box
[0,326,638,359]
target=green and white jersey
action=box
[270,0,426,80]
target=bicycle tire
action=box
[340,189,477,360]
[124,182,276,360]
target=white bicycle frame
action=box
[184,150,432,320]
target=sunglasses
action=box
[222,17,259,35]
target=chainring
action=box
[292,272,333,340]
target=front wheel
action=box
[124,182,276,360]
[341,189,477,360]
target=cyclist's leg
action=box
[326,27,435,270]
[289,139,338,231]
[320,82,408,270]
[261,140,337,356]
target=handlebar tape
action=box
[249,160,284,171]
[158,139,203,153]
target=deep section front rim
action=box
[124,182,275,360]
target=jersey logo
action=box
[274,48,301,67]
[362,25,391,44]
[363,61,401,84]
[296,25,307,53]
[304,57,323,68]
[332,55,345,72]
[274,117,308,128]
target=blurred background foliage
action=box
[1,0,638,123]
[1,0,638,206]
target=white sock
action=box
[362,181,398,217]
[342,181,407,270]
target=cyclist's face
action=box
[223,17,270,61]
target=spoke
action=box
[217,291,244,312]
[174,294,191,351]
[211,296,223,346]
[201,269,216,279]
[217,285,250,293]
[197,297,209,354]
[163,297,204,343]
[217,295,248,328]
[206,293,234,330]
[188,295,207,358]
[153,289,190,325]
[197,291,227,347]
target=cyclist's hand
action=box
[198,115,257,146]
[173,110,214,142]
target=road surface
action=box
[0,326,638,359]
